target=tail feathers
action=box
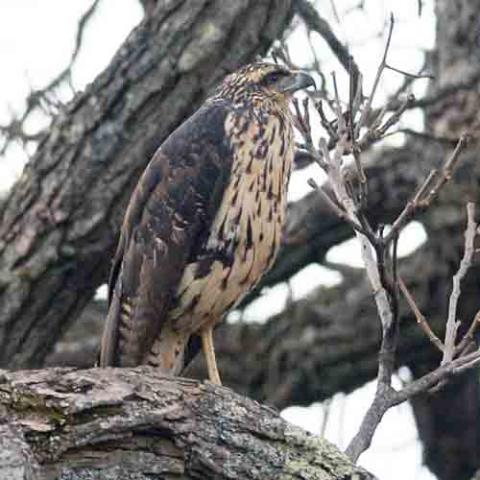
[100,292,155,367]
[145,325,189,375]
[100,284,192,373]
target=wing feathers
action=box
[101,100,234,366]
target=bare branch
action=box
[354,13,395,138]
[420,134,470,207]
[48,0,102,92]
[346,347,480,461]
[391,350,480,404]
[384,134,468,245]
[289,8,476,466]
[384,63,434,79]
[307,178,367,234]
[455,309,480,356]
[442,203,478,364]
[398,277,444,352]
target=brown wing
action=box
[99,100,234,366]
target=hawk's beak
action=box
[280,71,316,93]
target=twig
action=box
[419,134,469,207]
[398,277,444,352]
[442,203,478,364]
[271,42,296,69]
[46,0,102,92]
[384,134,468,246]
[315,100,338,143]
[354,13,395,138]
[383,170,437,246]
[292,98,328,169]
[392,349,480,405]
[455,309,480,356]
[385,63,434,79]
[307,178,367,234]
[391,128,458,145]
[348,60,367,193]
[381,54,430,110]
[331,72,345,135]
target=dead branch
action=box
[354,14,394,139]
[398,277,444,353]
[442,203,478,364]
[293,12,478,464]
[384,134,469,245]
[398,203,480,367]
[346,349,480,461]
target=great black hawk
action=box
[99,62,315,384]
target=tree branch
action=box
[0,367,374,480]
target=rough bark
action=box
[0,0,293,369]
[0,367,374,480]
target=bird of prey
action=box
[99,62,315,384]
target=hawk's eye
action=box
[263,70,288,85]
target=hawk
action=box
[99,63,315,384]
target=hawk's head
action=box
[215,62,315,105]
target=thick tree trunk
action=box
[0,367,374,480]
[0,0,293,369]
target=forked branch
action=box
[291,13,478,463]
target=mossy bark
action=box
[0,367,374,480]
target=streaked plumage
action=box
[99,63,315,383]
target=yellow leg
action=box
[200,326,222,385]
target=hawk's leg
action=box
[200,326,222,385]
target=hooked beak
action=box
[280,71,316,93]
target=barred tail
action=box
[145,325,189,375]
